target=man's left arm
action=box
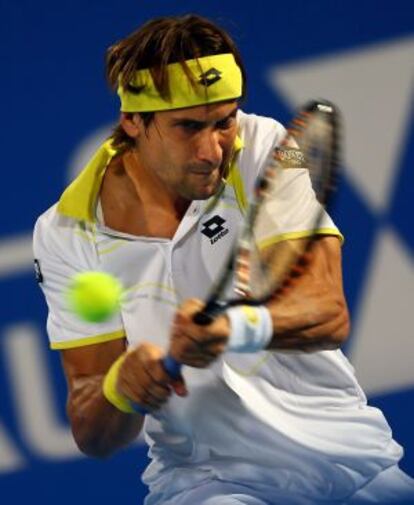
[265,235,350,352]
[170,235,350,367]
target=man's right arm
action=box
[61,338,177,458]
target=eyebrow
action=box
[170,106,238,127]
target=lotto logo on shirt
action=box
[201,215,229,244]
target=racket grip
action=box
[193,301,225,325]
[162,355,182,379]
[131,402,147,415]
[193,311,214,325]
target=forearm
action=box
[266,298,350,352]
[169,238,350,365]
[62,339,177,458]
[224,236,350,353]
[265,236,350,352]
[68,374,143,458]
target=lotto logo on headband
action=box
[198,68,222,87]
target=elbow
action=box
[69,409,142,460]
[78,445,115,460]
[73,431,118,460]
[69,411,121,460]
[68,408,119,459]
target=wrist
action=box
[102,353,136,414]
[226,305,273,353]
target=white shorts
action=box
[347,464,414,504]
[156,465,414,505]
[160,481,274,505]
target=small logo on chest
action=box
[200,215,229,244]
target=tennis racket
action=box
[159,99,341,382]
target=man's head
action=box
[104,15,246,201]
[106,14,246,150]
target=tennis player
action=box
[33,14,414,504]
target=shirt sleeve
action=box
[236,111,342,243]
[33,206,125,350]
[253,168,342,246]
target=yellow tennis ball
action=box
[66,271,122,323]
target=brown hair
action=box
[106,14,247,150]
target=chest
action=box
[101,190,184,239]
[95,185,244,348]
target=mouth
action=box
[191,171,215,176]
[190,166,220,176]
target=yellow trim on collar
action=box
[57,135,245,222]
[57,139,117,222]
[225,140,248,214]
[118,53,243,112]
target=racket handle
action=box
[131,402,147,415]
[162,355,182,379]
[193,311,214,325]
[193,301,225,325]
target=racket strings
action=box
[235,105,337,302]
[196,100,340,322]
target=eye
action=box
[180,121,204,132]
[216,116,236,130]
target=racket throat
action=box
[233,242,253,297]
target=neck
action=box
[123,150,190,219]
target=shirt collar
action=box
[57,135,244,222]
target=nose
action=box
[195,129,223,167]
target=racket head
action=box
[195,99,341,324]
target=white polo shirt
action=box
[33,110,403,504]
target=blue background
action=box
[0,1,413,503]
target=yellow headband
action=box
[117,53,243,112]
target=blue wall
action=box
[1,1,413,503]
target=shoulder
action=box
[33,205,96,268]
[34,204,68,249]
[233,110,286,193]
[237,109,286,150]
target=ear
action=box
[120,113,143,140]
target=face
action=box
[127,101,238,201]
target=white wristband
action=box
[226,305,273,353]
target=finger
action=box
[178,356,214,368]
[170,377,188,397]
[143,381,171,399]
[120,376,170,407]
[118,360,171,402]
[175,342,225,363]
[181,298,205,313]
[144,362,173,387]
[184,340,226,358]
[117,381,159,410]
[174,329,228,348]
[140,384,171,407]
[205,341,227,356]
[175,298,205,323]
[136,347,172,386]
